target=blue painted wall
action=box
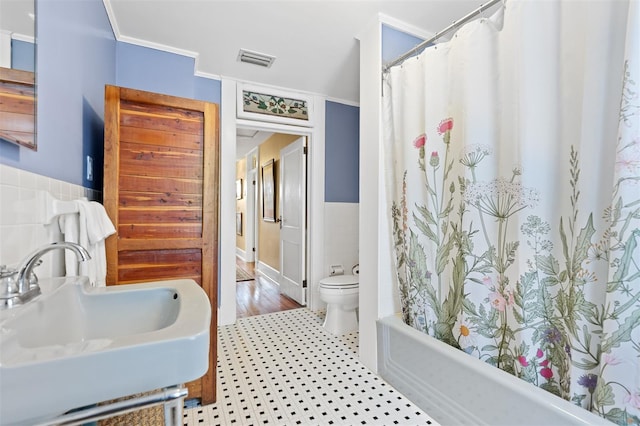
[116,42,221,104]
[382,24,425,64]
[325,101,359,203]
[0,0,116,190]
[11,39,35,72]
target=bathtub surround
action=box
[383,0,639,422]
[377,315,608,425]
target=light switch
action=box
[86,155,93,181]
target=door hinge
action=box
[303,146,307,155]
[252,247,256,252]
[253,180,256,185]
[302,279,307,288]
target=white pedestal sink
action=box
[0,277,211,425]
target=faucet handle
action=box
[0,265,18,295]
[0,261,41,296]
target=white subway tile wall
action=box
[324,203,359,278]
[0,164,98,277]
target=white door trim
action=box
[219,78,325,326]
[278,137,307,305]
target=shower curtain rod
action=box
[382,0,503,73]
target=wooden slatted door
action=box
[103,85,218,404]
[0,67,36,149]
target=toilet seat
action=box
[319,275,359,289]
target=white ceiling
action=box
[0,0,35,40]
[237,129,273,159]
[105,0,491,104]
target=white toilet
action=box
[319,267,359,335]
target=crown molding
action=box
[194,70,222,81]
[117,34,199,60]
[326,97,359,108]
[102,0,120,39]
[4,31,35,44]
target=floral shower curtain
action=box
[383,0,639,423]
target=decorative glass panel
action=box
[242,90,308,121]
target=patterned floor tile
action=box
[184,309,436,426]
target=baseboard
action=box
[235,247,246,261]
[256,261,280,286]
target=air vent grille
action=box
[237,48,276,68]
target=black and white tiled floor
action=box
[183,308,437,426]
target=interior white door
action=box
[279,137,306,305]
[245,168,257,262]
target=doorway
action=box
[235,129,307,318]
[219,79,325,327]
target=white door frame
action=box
[219,78,325,326]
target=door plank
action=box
[118,207,202,224]
[119,191,202,208]
[118,264,201,283]
[119,126,203,150]
[118,175,203,194]
[0,93,35,114]
[118,248,202,264]
[121,99,205,122]
[199,101,219,404]
[119,142,204,178]
[120,110,203,135]
[117,223,203,239]
[118,238,203,251]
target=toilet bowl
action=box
[319,274,359,335]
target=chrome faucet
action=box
[0,242,91,309]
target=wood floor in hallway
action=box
[236,257,303,318]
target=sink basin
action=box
[0,277,211,425]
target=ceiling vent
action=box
[237,48,276,68]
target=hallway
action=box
[236,258,303,318]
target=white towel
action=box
[58,213,80,276]
[61,199,115,287]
